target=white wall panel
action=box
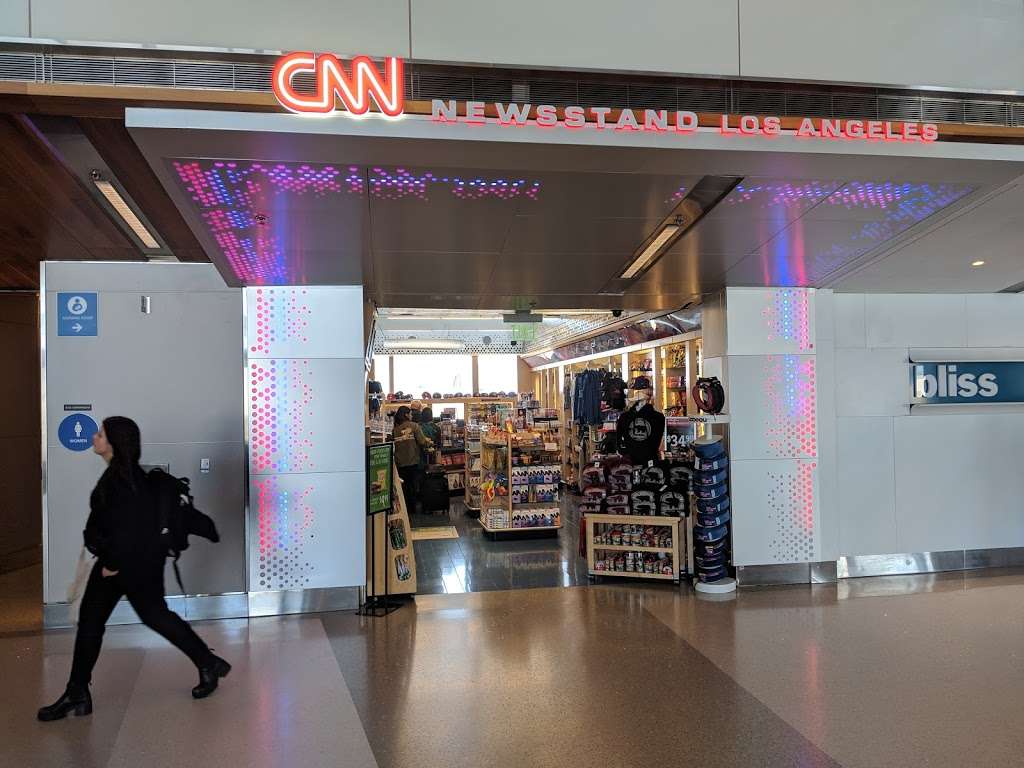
[815,289,834,343]
[725,287,816,356]
[410,0,738,75]
[834,293,866,349]
[247,286,364,360]
[865,294,967,349]
[701,290,727,359]
[835,348,911,417]
[46,289,242,444]
[893,414,1024,552]
[732,459,820,566]
[0,1,29,37]
[965,294,1024,348]
[248,471,365,591]
[728,354,817,461]
[31,0,409,57]
[739,0,1024,93]
[836,417,898,556]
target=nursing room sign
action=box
[57,292,97,337]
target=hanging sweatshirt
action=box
[616,402,666,464]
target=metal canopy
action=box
[127,108,1024,308]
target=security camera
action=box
[612,309,623,318]
[511,340,518,346]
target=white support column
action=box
[720,287,824,567]
[245,286,366,598]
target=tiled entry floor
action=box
[408,499,589,594]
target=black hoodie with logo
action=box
[616,402,665,464]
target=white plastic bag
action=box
[66,547,95,625]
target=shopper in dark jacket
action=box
[393,406,431,514]
[38,416,230,722]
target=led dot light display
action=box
[763,355,817,459]
[766,461,817,561]
[250,287,312,356]
[256,477,314,590]
[249,359,315,473]
[171,159,543,284]
[762,288,813,352]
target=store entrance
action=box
[367,308,703,596]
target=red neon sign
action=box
[272,52,404,116]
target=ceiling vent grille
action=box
[734,88,787,115]
[1012,103,1024,127]
[628,84,677,111]
[526,79,579,106]
[580,81,628,106]
[921,97,963,123]
[414,71,474,101]
[0,52,40,81]
[51,55,114,85]
[784,91,833,117]
[831,93,878,119]
[677,85,729,113]
[113,58,174,87]
[878,95,922,121]
[172,61,235,90]
[232,62,273,92]
[472,77,514,103]
[964,100,1009,125]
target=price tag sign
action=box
[665,417,697,451]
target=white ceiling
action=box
[127,108,1024,307]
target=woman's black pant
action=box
[397,464,421,515]
[69,562,214,686]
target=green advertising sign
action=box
[367,442,394,515]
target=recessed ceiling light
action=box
[971,260,986,267]
[92,176,161,249]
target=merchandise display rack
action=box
[585,513,681,583]
[464,424,483,514]
[479,431,563,537]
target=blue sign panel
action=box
[911,362,1024,405]
[57,292,97,337]
[58,413,98,452]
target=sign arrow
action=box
[72,323,83,333]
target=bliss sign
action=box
[910,362,1021,405]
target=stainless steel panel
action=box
[247,587,360,617]
[736,563,810,586]
[837,572,955,601]
[44,592,254,628]
[810,560,838,583]
[965,547,1024,570]
[837,550,966,579]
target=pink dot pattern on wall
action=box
[763,355,817,459]
[256,477,314,590]
[766,461,817,561]
[250,288,312,356]
[762,288,812,351]
[249,359,315,473]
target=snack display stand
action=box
[585,514,681,583]
[479,430,563,537]
[365,452,417,609]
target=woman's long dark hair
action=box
[102,416,143,491]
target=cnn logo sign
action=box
[272,52,404,117]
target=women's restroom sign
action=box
[58,413,98,452]
[57,292,97,336]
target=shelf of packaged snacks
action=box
[591,543,673,553]
[584,513,681,584]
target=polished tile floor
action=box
[408,498,589,594]
[7,566,1024,766]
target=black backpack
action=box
[148,469,220,593]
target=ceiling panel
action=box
[835,183,1024,293]
[514,172,702,219]
[370,204,512,253]
[503,215,662,256]
[373,251,499,291]
[487,252,624,293]
[713,178,841,220]
[804,181,977,223]
[672,213,786,260]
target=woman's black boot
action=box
[192,655,231,699]
[37,683,92,722]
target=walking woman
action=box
[38,417,230,722]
